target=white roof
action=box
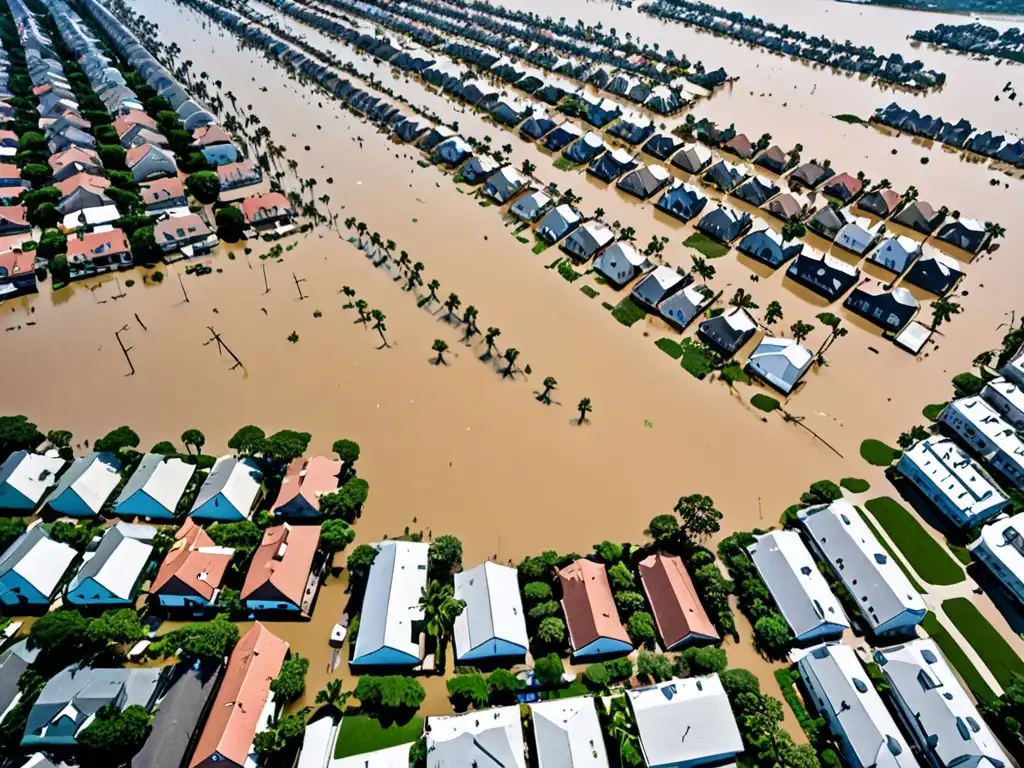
[511,190,550,217]
[581,132,605,151]
[916,245,961,276]
[547,204,581,227]
[352,541,429,664]
[749,335,813,372]
[900,437,1007,524]
[681,143,712,166]
[115,453,195,515]
[48,453,121,515]
[61,204,120,230]
[973,512,1024,588]
[453,561,529,658]
[748,530,849,639]
[0,451,65,506]
[797,643,919,768]
[944,396,1024,477]
[617,109,651,129]
[427,706,525,768]
[0,520,77,600]
[644,164,671,182]
[956,217,985,232]
[874,639,1008,767]
[895,321,932,354]
[628,676,743,767]
[579,221,614,246]
[530,697,610,768]
[557,123,582,139]
[891,287,917,307]
[985,377,1024,417]
[608,147,634,165]
[191,456,262,517]
[649,265,683,291]
[333,743,412,768]
[297,715,334,768]
[723,308,757,334]
[799,500,925,631]
[69,521,156,600]
[600,242,646,268]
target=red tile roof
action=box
[126,142,173,169]
[558,559,630,651]
[141,177,186,206]
[639,553,719,649]
[151,518,233,601]
[0,237,33,279]
[240,192,293,224]
[66,228,130,260]
[272,456,341,515]
[113,111,157,135]
[0,205,28,228]
[0,163,21,181]
[49,146,101,172]
[189,623,288,768]
[153,213,213,245]
[192,124,234,147]
[0,130,17,145]
[240,523,321,606]
[217,159,261,186]
[826,172,863,199]
[56,173,110,197]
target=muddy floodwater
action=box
[4,0,1024,730]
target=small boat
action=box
[329,613,350,648]
[128,640,151,661]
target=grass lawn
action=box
[750,393,780,413]
[611,296,647,327]
[855,507,927,594]
[863,497,964,585]
[580,285,599,298]
[682,232,730,259]
[860,439,900,467]
[601,301,614,311]
[679,338,714,379]
[532,240,550,255]
[553,156,577,171]
[542,680,589,700]
[558,260,583,282]
[655,338,684,359]
[923,402,948,421]
[334,714,423,759]
[944,597,1024,688]
[833,113,865,124]
[720,363,750,385]
[948,542,972,565]
[840,477,870,493]
[921,612,998,704]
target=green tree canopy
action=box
[675,493,723,542]
[215,206,245,242]
[0,415,42,459]
[181,429,206,455]
[522,582,552,602]
[429,534,463,578]
[534,652,564,687]
[186,170,221,204]
[270,655,309,702]
[332,438,360,468]
[353,676,425,717]
[536,616,566,646]
[447,674,489,711]
[607,561,635,591]
[346,544,378,585]
[150,615,240,659]
[227,425,266,456]
[594,540,624,563]
[486,669,523,705]
[29,609,91,658]
[77,704,152,762]
[94,425,140,454]
[264,429,311,465]
[320,519,356,554]
[627,611,657,648]
[0,517,26,551]
[86,609,147,648]
[644,514,680,546]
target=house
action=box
[642,133,682,161]
[22,664,161,748]
[858,188,902,218]
[799,501,927,635]
[786,248,859,301]
[536,204,582,244]
[558,559,632,658]
[141,177,188,214]
[530,697,610,768]
[628,676,743,768]
[56,173,110,200]
[561,221,614,261]
[114,453,195,520]
[844,281,919,332]
[797,643,919,768]
[632,266,687,311]
[453,561,528,661]
[936,217,988,255]
[190,456,263,521]
[189,623,288,768]
[903,247,963,296]
[671,143,712,175]
[351,541,429,666]
[823,172,863,203]
[0,205,28,234]
[639,552,718,650]
[427,707,525,768]
[984,377,1024,429]
[873,639,1009,768]
[65,228,132,280]
[696,205,751,244]
[57,184,114,216]
[893,201,944,235]
[658,284,714,330]
[593,242,651,289]
[241,192,294,228]
[0,521,77,608]
[151,519,234,612]
[125,143,176,182]
[587,148,637,183]
[241,523,321,613]
[564,132,606,165]
[656,180,707,222]
[49,147,102,181]
[754,145,790,174]
[747,530,849,642]
[518,112,556,142]
[489,96,529,126]
[617,164,671,200]
[580,96,620,128]
[272,456,340,520]
[970,513,1024,604]
[733,175,780,207]
[790,162,835,190]
[940,396,1024,490]
[482,167,526,204]
[808,206,850,241]
[0,451,65,511]
[510,190,550,223]
[217,159,263,191]
[897,437,1008,529]
[154,213,216,255]
[66,522,157,607]
[737,226,802,268]
[834,217,884,255]
[192,124,239,165]
[395,118,427,144]
[870,236,921,274]
[0,641,38,726]
[698,308,757,357]
[418,126,454,154]
[541,123,581,152]
[1001,345,1024,390]
[704,159,748,192]
[723,133,754,159]
[46,452,121,517]
[47,126,95,154]
[746,336,813,395]
[608,111,653,145]
[459,156,499,185]
[0,239,36,296]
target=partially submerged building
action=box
[151,518,234,612]
[45,452,122,517]
[746,336,813,395]
[65,522,156,607]
[0,521,77,608]
[241,523,321,613]
[114,453,195,520]
[0,451,65,511]
[639,552,718,649]
[558,559,631,659]
[190,457,262,521]
[453,561,528,662]
[530,697,609,768]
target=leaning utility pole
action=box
[262,264,270,294]
[205,326,244,371]
[177,270,189,303]
[292,272,307,300]
[115,324,134,376]
[111,277,126,300]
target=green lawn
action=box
[863,497,964,585]
[580,285,599,298]
[558,260,583,282]
[542,680,589,700]
[655,338,684,359]
[840,477,871,493]
[679,338,714,379]
[334,714,423,759]
[553,156,577,171]
[855,507,926,593]
[860,439,900,467]
[611,297,647,327]
[921,612,998,703]
[750,393,780,413]
[947,542,972,565]
[532,241,550,254]
[944,597,1024,689]
[834,113,865,124]
[682,232,730,259]
[923,402,948,421]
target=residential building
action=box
[834,217,884,255]
[858,188,902,218]
[241,523,321,613]
[190,456,263,521]
[748,530,849,642]
[893,201,944,235]
[897,437,1008,528]
[114,453,195,519]
[671,143,713,175]
[0,521,77,608]
[125,143,177,182]
[45,452,122,517]
[1000,344,1024,390]
[558,559,632,658]
[755,145,790,174]
[453,561,529,662]
[940,396,1024,490]
[696,205,751,244]
[765,192,813,221]
[433,137,472,167]
[564,132,606,165]
[0,641,38,725]
[808,206,850,241]
[0,204,29,234]
[482,167,526,204]
[658,284,714,331]
[874,639,1009,768]
[655,180,707,222]
[217,159,263,191]
[141,177,187,214]
[49,147,103,182]
[797,643,919,768]
[903,247,963,296]
[536,204,582,244]
[698,308,757,357]
[733,175,780,207]
[530,696,610,768]
[509,190,550,223]
[799,501,926,635]
[786,248,859,301]
[561,221,614,261]
[628,676,743,768]
[542,123,582,153]
[0,451,65,511]
[844,281,919,332]
[65,228,132,279]
[982,377,1024,429]
[189,623,288,768]
[593,242,651,289]
[587,147,637,183]
[192,124,238,165]
[737,226,802,268]
[65,521,156,607]
[240,192,294,228]
[823,172,863,203]
[0,240,37,297]
[153,213,216,256]
[351,541,429,666]
[271,456,340,520]
[427,707,525,768]
[617,164,671,200]
[151,518,234,612]
[746,336,813,395]
[869,236,922,274]
[936,218,988,255]
[639,552,718,649]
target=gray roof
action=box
[0,641,39,720]
[68,521,156,601]
[46,453,122,514]
[531,696,610,768]
[453,562,529,659]
[0,522,77,601]
[116,453,195,515]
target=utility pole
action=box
[205,326,244,371]
[111,277,126,300]
[115,325,134,376]
[177,270,189,303]
[292,272,307,300]
[134,313,147,331]
[262,263,270,294]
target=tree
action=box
[50,253,70,284]
[181,429,205,457]
[462,305,479,339]
[521,159,536,177]
[523,582,552,602]
[690,255,715,283]
[637,651,673,682]
[29,609,91,658]
[729,288,758,310]
[78,704,151,761]
[332,439,360,477]
[353,676,425,717]
[539,376,557,403]
[254,712,308,756]
[484,326,501,357]
[627,611,656,648]
[215,206,245,242]
[594,540,624,563]
[347,544,379,586]
[898,425,930,449]
[49,520,101,551]
[321,519,356,553]
[754,614,793,658]
[186,170,221,203]
[270,654,309,702]
[150,615,240,659]
[645,514,679,545]
[577,397,593,424]
[315,679,352,712]
[86,609,147,649]
[37,229,67,261]
[426,279,441,304]
[486,668,523,704]
[790,319,815,344]
[502,347,520,378]
[615,590,647,615]
[719,668,761,699]
[814,312,848,360]
[594,207,606,220]
[0,517,26,551]
[537,616,567,646]
[429,535,463,578]
[674,493,723,542]
[129,226,159,265]
[529,600,560,620]
[93,425,140,454]
[931,296,962,330]
[319,477,370,523]
[443,293,461,322]
[419,580,466,663]
[432,338,449,365]
[264,429,311,465]
[228,425,265,456]
[534,652,564,686]
[447,674,489,711]
[607,561,635,590]
[371,309,389,347]
[681,645,728,674]
[0,415,42,459]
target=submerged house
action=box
[482,167,526,204]
[271,456,340,520]
[903,246,963,295]
[453,561,529,662]
[519,112,557,141]
[151,518,234,612]
[892,201,944,235]
[46,452,122,517]
[671,143,713,175]
[737,226,802,268]
[241,523,321,613]
[754,145,790,175]
[632,266,687,311]
[822,172,863,204]
[0,451,65,512]
[746,336,813,394]
[433,137,472,167]
[642,133,682,161]
[562,221,614,261]
[559,559,632,659]
[808,205,850,241]
[114,453,195,520]
[787,248,859,301]
[696,205,751,244]
[542,123,581,152]
[593,242,651,288]
[698,308,757,357]
[617,164,671,200]
[639,553,718,649]
[0,521,77,608]
[722,133,754,160]
[607,111,653,145]
[834,217,884,255]
[459,156,499,185]
[125,143,177,182]
[936,217,988,255]
[588,148,637,183]
[564,132,606,165]
[844,281,919,332]
[733,175,780,207]
[765,192,813,222]
[869,236,921,274]
[704,159,748,192]
[790,162,835,190]
[510,190,551,223]
[65,522,156,607]
[858,188,902,218]
[190,456,262,522]
[536,204,582,244]
[658,284,714,330]
[655,180,707,222]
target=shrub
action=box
[534,653,564,687]
[186,171,221,204]
[627,611,657,648]
[536,617,566,646]
[269,655,309,702]
[605,656,634,682]
[583,663,610,690]
[447,674,489,711]
[486,669,522,704]
[528,600,560,620]
[754,614,794,659]
[607,561,635,591]
[719,668,761,699]
[680,645,727,675]
[523,582,552,602]
[614,590,646,615]
[637,651,672,682]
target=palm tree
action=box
[729,288,758,310]
[315,680,351,713]
[931,296,961,330]
[462,305,479,339]
[340,286,356,307]
[618,226,636,243]
[610,704,640,763]
[502,348,520,378]
[355,221,367,245]
[902,185,919,203]
[432,339,449,365]
[354,299,370,324]
[790,320,815,343]
[521,159,536,178]
[484,327,501,357]
[594,207,605,220]
[815,312,848,359]
[407,262,424,292]
[181,429,205,458]
[426,279,440,305]
[371,310,389,347]
[397,250,412,276]
[985,221,1006,241]
[577,397,593,424]
[539,376,557,403]
[690,255,715,284]
[764,300,783,326]
[418,580,466,667]
[385,239,396,262]
[443,293,461,322]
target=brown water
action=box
[5,0,1023,731]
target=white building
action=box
[874,639,1009,768]
[627,676,743,768]
[998,345,1024,390]
[970,512,1024,605]
[747,530,849,642]
[65,522,156,607]
[453,561,529,662]
[427,706,525,768]
[982,377,1024,429]
[799,500,926,635]
[114,453,195,519]
[746,336,813,395]
[940,396,1024,490]
[530,696,610,768]
[0,451,65,512]
[351,541,428,667]
[896,437,1009,528]
[797,643,919,768]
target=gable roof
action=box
[639,553,718,648]
[68,522,156,600]
[125,143,174,168]
[0,205,28,228]
[453,561,529,657]
[66,229,130,261]
[427,706,525,768]
[151,518,234,600]
[141,177,186,206]
[154,213,213,246]
[900,437,1006,525]
[217,159,261,185]
[530,696,610,768]
[558,559,630,651]
[191,456,262,517]
[48,146,100,172]
[0,451,65,506]
[116,453,195,515]
[271,456,340,515]
[55,173,109,197]
[747,336,813,393]
[353,541,429,664]
[241,192,293,224]
[0,521,77,600]
[47,452,122,514]
[241,523,321,605]
[192,124,233,147]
